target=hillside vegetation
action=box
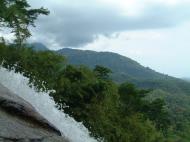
[57,48,164,82]
[183,78,190,82]
[57,48,190,94]
[57,47,190,141]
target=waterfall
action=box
[0,66,98,142]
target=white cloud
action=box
[99,0,144,16]
[97,0,190,17]
[0,29,14,43]
[28,0,190,47]
[155,0,190,5]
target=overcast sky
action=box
[2,0,190,78]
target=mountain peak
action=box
[29,42,49,51]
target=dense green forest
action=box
[31,44,190,141]
[57,48,190,141]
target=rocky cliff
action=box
[0,83,69,142]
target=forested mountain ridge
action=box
[28,42,49,51]
[183,78,190,82]
[30,44,190,97]
[30,44,190,96]
[57,48,190,95]
[57,48,164,82]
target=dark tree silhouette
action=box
[0,0,49,46]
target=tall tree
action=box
[0,0,49,47]
[94,65,112,80]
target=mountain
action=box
[56,48,167,80]
[183,78,190,82]
[28,42,49,51]
[57,48,190,95]
[57,48,164,82]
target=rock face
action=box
[0,84,69,142]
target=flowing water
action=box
[0,66,98,142]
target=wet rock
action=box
[0,84,69,142]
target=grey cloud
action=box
[29,0,190,48]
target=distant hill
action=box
[183,78,190,82]
[28,42,49,51]
[57,48,165,82]
[57,48,190,95]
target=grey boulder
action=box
[0,83,69,142]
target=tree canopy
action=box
[0,0,49,46]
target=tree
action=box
[94,65,112,80]
[0,37,6,44]
[142,99,171,134]
[118,83,146,114]
[0,0,49,47]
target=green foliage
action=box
[94,65,112,80]
[118,83,170,134]
[147,89,190,141]
[142,99,170,134]
[0,0,49,46]
[58,48,190,141]
[0,44,65,90]
[119,83,145,114]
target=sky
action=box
[1,0,190,78]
